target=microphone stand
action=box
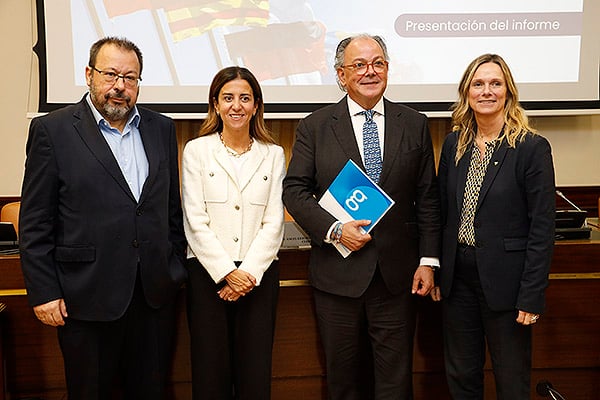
[537,380,567,400]
[548,387,566,400]
[555,190,582,211]
[556,190,588,228]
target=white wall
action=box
[0,0,598,196]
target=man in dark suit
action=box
[19,37,186,400]
[283,34,440,399]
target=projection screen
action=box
[36,0,600,116]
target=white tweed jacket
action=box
[181,133,285,285]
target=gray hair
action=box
[334,34,389,91]
[89,36,144,77]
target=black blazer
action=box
[438,131,555,313]
[283,97,440,298]
[19,97,187,321]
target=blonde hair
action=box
[451,54,536,164]
[198,66,275,144]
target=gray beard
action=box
[89,78,132,123]
[102,102,130,121]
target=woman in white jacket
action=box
[181,66,285,400]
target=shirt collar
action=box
[85,93,140,129]
[347,96,385,117]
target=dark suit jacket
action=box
[438,130,555,313]
[19,97,187,321]
[283,97,440,298]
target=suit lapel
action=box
[237,142,267,192]
[379,100,404,186]
[453,138,510,213]
[212,138,268,192]
[456,143,470,213]
[138,110,159,205]
[73,100,136,202]
[331,98,362,169]
[213,139,240,190]
[476,141,509,210]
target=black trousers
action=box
[186,257,279,400]
[443,244,532,400]
[57,275,178,400]
[313,267,417,400]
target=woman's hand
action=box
[218,284,242,302]
[224,269,256,296]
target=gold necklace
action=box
[219,133,253,158]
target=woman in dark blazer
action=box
[436,54,555,399]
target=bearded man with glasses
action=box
[19,36,187,400]
[284,33,441,399]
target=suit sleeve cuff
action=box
[420,257,440,269]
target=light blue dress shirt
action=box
[86,94,149,201]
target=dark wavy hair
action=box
[198,66,275,144]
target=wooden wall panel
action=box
[4,116,598,215]
[533,279,600,369]
[272,286,324,378]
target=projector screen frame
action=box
[33,0,600,117]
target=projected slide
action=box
[38,0,598,111]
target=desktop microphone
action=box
[556,190,583,211]
[536,380,566,400]
[536,380,552,397]
[555,190,588,230]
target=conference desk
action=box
[1,232,599,399]
[0,302,5,400]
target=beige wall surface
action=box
[1,0,599,196]
[533,115,600,186]
[0,0,35,196]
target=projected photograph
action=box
[38,0,597,112]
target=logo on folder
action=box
[318,160,395,257]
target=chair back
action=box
[0,202,20,237]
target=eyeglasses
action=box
[90,66,141,88]
[341,60,388,75]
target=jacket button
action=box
[233,237,239,243]
[209,172,214,177]
[263,176,268,180]
[136,209,143,216]
[235,205,240,210]
[132,239,139,248]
